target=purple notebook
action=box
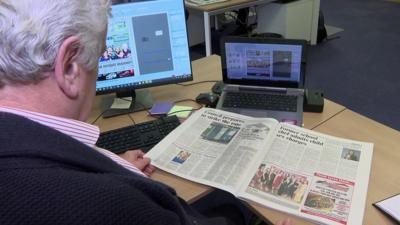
[149,102,174,115]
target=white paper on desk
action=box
[110,97,132,109]
[375,194,400,222]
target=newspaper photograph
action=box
[248,164,311,205]
[301,173,354,225]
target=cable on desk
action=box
[167,109,196,116]
[91,97,154,125]
[115,97,203,119]
[118,97,153,116]
[174,98,199,105]
[90,109,110,125]
[127,114,136,125]
[173,98,203,110]
[176,80,220,87]
[310,108,346,130]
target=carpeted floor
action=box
[384,0,400,3]
[306,0,400,131]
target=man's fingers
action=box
[275,218,292,225]
[119,150,144,162]
[134,157,151,170]
[117,149,157,175]
[127,149,145,158]
[143,164,156,176]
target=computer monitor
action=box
[96,0,192,118]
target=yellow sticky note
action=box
[168,105,193,118]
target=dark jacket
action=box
[0,112,227,225]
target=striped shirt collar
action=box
[0,106,99,146]
[0,106,147,177]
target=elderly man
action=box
[0,1,292,225]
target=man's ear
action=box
[54,36,82,99]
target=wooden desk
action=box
[89,55,347,210]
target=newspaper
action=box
[146,108,373,225]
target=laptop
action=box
[216,36,307,126]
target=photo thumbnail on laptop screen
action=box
[225,42,303,83]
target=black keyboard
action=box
[222,92,298,112]
[96,115,181,154]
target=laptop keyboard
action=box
[222,92,298,112]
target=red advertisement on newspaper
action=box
[301,173,355,225]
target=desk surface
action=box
[92,55,394,223]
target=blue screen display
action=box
[96,0,192,93]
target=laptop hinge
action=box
[238,86,287,93]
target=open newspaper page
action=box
[146,108,279,194]
[238,123,373,225]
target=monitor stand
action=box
[101,89,154,118]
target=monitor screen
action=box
[220,36,307,89]
[225,42,303,83]
[96,0,192,95]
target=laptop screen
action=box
[221,37,307,88]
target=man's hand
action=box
[118,150,156,176]
[275,218,293,225]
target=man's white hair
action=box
[0,0,111,87]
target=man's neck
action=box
[0,100,43,113]
[0,83,76,119]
